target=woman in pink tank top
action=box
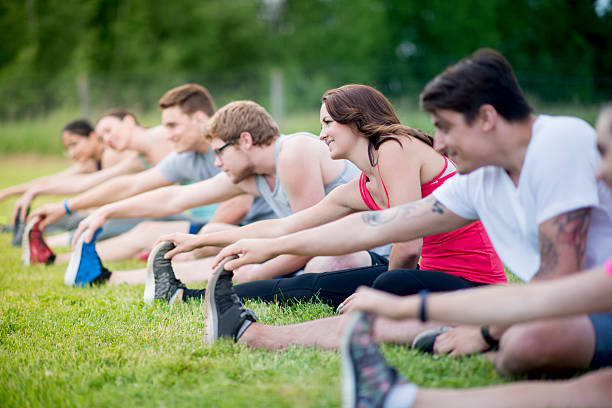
[193,84,505,305]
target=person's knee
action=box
[129,221,158,235]
[372,269,420,295]
[495,324,557,376]
[305,252,370,274]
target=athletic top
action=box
[254,133,360,218]
[359,155,506,284]
[434,115,612,282]
[156,148,275,225]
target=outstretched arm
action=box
[217,195,471,270]
[72,172,243,245]
[341,262,612,325]
[1,159,97,202]
[157,176,357,259]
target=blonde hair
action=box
[203,100,279,146]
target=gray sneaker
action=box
[342,312,403,408]
[411,326,452,354]
[143,241,185,304]
[204,256,257,343]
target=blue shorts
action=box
[589,312,612,369]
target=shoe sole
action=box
[341,311,365,408]
[20,216,39,266]
[203,255,238,344]
[64,231,86,286]
[143,241,170,304]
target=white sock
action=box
[383,383,418,408]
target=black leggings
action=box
[183,265,486,309]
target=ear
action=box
[123,115,136,127]
[89,131,98,141]
[192,110,209,124]
[239,131,253,149]
[478,104,498,132]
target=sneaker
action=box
[411,326,452,354]
[203,256,257,343]
[143,241,185,304]
[342,312,405,408]
[64,228,105,286]
[21,216,56,265]
[11,206,29,247]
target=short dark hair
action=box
[420,48,532,123]
[158,84,216,117]
[62,119,94,138]
[97,108,140,125]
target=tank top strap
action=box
[359,173,382,211]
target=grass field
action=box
[0,155,524,407]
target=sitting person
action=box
[200,49,612,380]
[2,118,130,246]
[150,84,504,310]
[58,99,364,288]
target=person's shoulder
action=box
[279,132,322,159]
[534,115,596,142]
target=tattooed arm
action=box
[216,195,472,270]
[534,207,591,281]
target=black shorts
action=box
[589,312,612,369]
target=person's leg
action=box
[183,264,390,307]
[109,257,217,285]
[492,315,596,376]
[303,250,373,274]
[372,269,483,296]
[343,312,612,408]
[92,220,190,262]
[413,370,612,408]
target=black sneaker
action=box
[143,241,186,304]
[11,206,29,247]
[204,256,257,343]
[342,312,408,408]
[411,326,452,354]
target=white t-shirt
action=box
[433,115,612,282]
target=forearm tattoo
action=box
[431,199,446,214]
[536,207,591,278]
[361,210,398,226]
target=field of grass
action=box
[0,155,523,407]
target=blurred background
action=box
[0,0,610,154]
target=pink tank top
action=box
[358,156,506,284]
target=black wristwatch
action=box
[480,326,500,350]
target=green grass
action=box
[0,155,520,407]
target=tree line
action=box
[0,0,610,119]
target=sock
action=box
[91,265,113,285]
[235,319,253,341]
[182,288,206,302]
[383,383,418,408]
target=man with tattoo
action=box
[201,49,612,377]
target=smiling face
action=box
[161,106,205,153]
[431,109,492,174]
[95,116,132,151]
[319,103,357,160]
[61,131,98,162]
[596,108,612,188]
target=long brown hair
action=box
[323,84,433,166]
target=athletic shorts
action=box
[589,312,612,369]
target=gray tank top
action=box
[254,133,359,218]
